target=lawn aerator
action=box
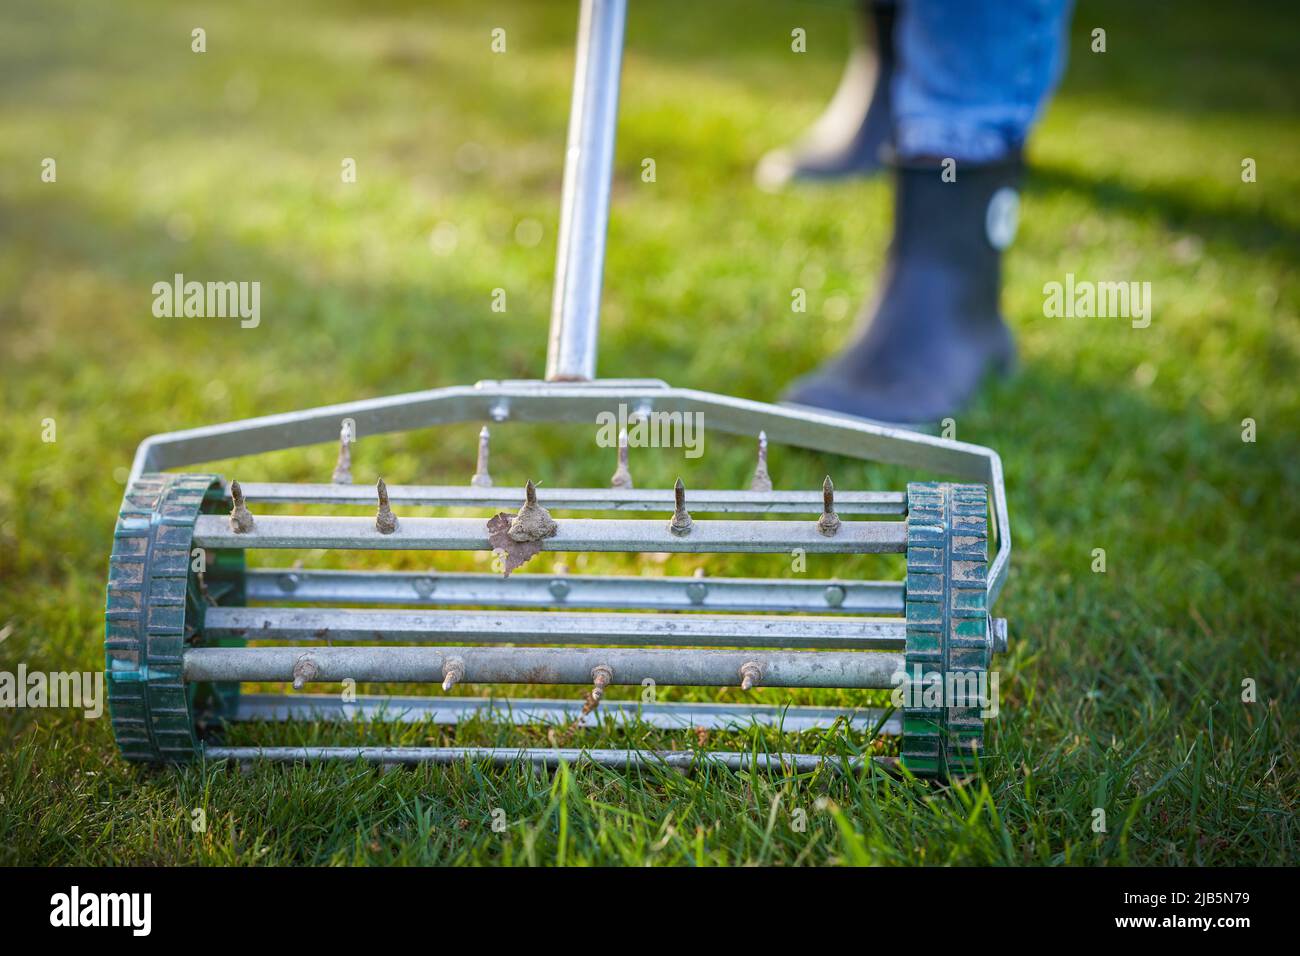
[103,0,1011,778]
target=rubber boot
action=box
[782,157,1022,426]
[755,0,897,190]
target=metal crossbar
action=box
[243,569,905,614]
[203,607,908,649]
[191,513,908,554]
[184,646,906,689]
[235,482,908,514]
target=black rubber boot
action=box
[755,0,897,190]
[782,157,1022,426]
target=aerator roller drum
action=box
[103,470,1002,777]
[101,0,1012,778]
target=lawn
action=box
[0,0,1296,865]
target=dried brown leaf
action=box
[487,512,543,576]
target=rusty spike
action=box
[291,655,318,691]
[817,475,841,536]
[441,657,464,692]
[581,664,613,716]
[375,478,398,534]
[749,431,773,493]
[668,477,693,535]
[508,479,558,542]
[470,426,492,488]
[229,480,254,534]
[610,428,633,489]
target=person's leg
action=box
[893,0,1072,164]
[755,0,898,190]
[784,0,1074,425]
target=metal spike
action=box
[331,420,353,484]
[610,428,633,489]
[686,567,708,604]
[749,431,772,493]
[375,478,398,534]
[291,655,318,691]
[441,657,464,692]
[817,476,841,536]
[508,479,558,541]
[668,477,693,535]
[582,664,613,716]
[739,661,762,692]
[470,426,492,488]
[229,480,254,534]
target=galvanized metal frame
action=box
[118,385,1009,774]
[128,381,1009,603]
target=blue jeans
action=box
[892,0,1075,163]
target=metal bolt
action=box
[750,431,773,493]
[610,428,633,489]
[441,657,464,692]
[278,572,300,593]
[816,476,841,536]
[490,400,510,423]
[331,420,353,484]
[412,577,436,598]
[823,585,846,608]
[228,480,255,534]
[375,478,398,534]
[470,426,493,488]
[739,661,762,692]
[549,579,571,600]
[685,581,708,604]
[291,655,318,690]
[668,477,693,535]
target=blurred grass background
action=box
[0,0,1296,864]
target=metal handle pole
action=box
[545,0,627,381]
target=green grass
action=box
[1,0,1296,865]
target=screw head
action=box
[549,579,571,600]
[685,581,708,604]
[823,585,846,608]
